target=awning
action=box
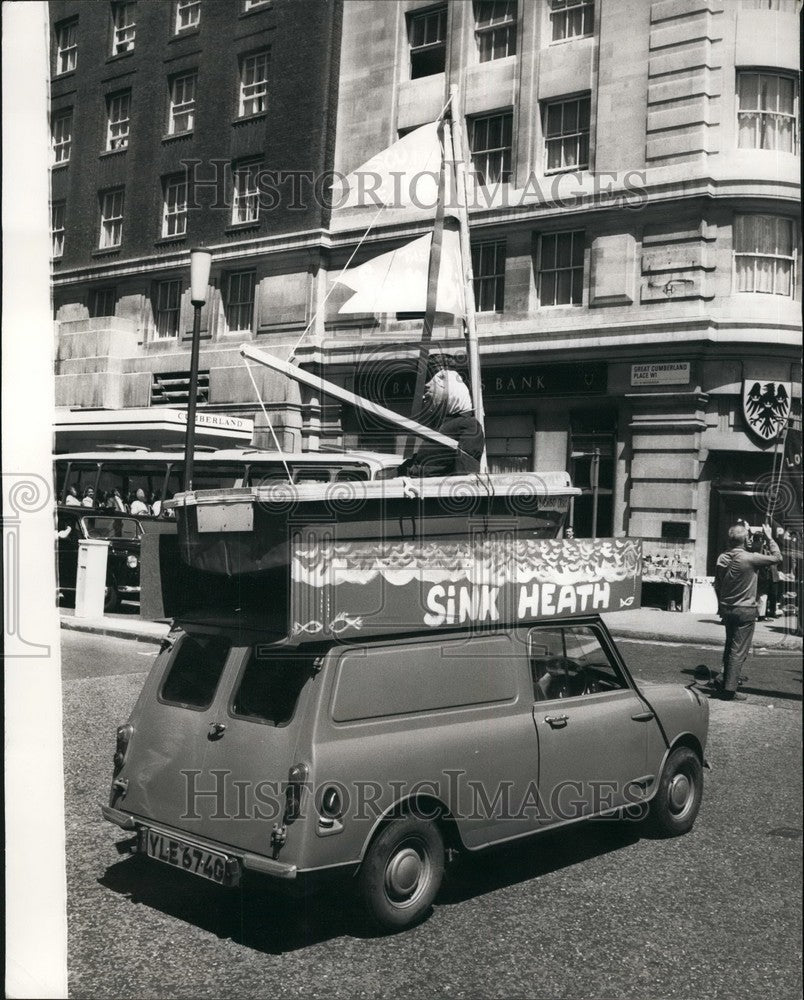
[54,407,254,453]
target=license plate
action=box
[143,829,235,885]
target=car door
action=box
[529,622,651,825]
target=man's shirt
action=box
[715,540,782,609]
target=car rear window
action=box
[231,649,312,726]
[332,634,518,723]
[160,633,231,710]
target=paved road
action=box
[62,631,802,1000]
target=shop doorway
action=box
[706,452,780,573]
[569,408,616,538]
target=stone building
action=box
[51,0,801,588]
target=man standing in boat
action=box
[398,359,485,477]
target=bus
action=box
[54,448,403,508]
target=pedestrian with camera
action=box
[711,522,782,700]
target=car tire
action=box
[104,577,119,613]
[357,815,445,932]
[644,746,703,838]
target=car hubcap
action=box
[385,842,427,905]
[668,773,692,814]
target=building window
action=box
[469,112,513,185]
[55,19,78,75]
[52,110,72,165]
[734,215,796,296]
[474,1,517,62]
[472,240,506,312]
[738,72,798,153]
[106,91,131,150]
[163,175,188,238]
[51,202,66,258]
[232,161,262,224]
[154,280,182,339]
[543,94,590,171]
[537,230,584,306]
[408,6,447,79]
[239,51,270,117]
[549,0,593,42]
[169,72,196,134]
[244,0,270,8]
[99,189,125,249]
[225,271,256,333]
[111,2,136,54]
[175,0,201,33]
[89,287,117,318]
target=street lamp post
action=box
[183,248,212,493]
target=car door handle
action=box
[631,711,655,722]
[207,722,226,740]
[544,714,569,728]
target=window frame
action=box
[168,71,197,135]
[231,159,262,224]
[238,50,270,118]
[51,201,66,258]
[228,647,313,728]
[162,173,189,239]
[408,5,448,79]
[224,270,257,333]
[89,287,117,318]
[543,93,591,173]
[548,0,594,43]
[55,19,78,75]
[153,278,183,340]
[733,214,797,298]
[469,110,514,186]
[111,1,136,55]
[52,109,72,165]
[98,188,125,250]
[159,633,232,712]
[175,0,201,34]
[737,70,799,154]
[472,239,506,312]
[536,229,585,307]
[474,0,517,63]
[105,90,131,151]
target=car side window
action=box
[529,625,626,701]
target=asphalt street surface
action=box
[62,631,802,1000]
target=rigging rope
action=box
[244,358,293,482]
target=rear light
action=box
[113,724,133,775]
[285,762,309,821]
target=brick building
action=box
[51,0,801,589]
[50,0,343,446]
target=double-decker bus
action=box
[54,448,403,507]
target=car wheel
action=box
[357,815,445,932]
[644,746,703,838]
[104,577,119,613]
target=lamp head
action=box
[190,248,212,305]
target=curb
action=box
[60,618,168,645]
[607,627,803,656]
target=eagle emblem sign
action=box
[742,380,792,441]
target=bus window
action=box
[97,462,170,507]
[294,468,334,483]
[64,462,101,501]
[248,464,291,485]
[189,465,247,491]
[335,468,369,482]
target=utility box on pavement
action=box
[75,538,109,618]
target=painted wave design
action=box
[292,539,641,588]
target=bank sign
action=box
[358,362,607,407]
[290,537,642,639]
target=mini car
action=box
[56,506,146,612]
[103,612,709,931]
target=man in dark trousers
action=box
[713,522,782,700]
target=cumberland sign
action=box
[359,362,607,405]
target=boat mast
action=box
[449,83,487,473]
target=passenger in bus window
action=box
[107,488,127,513]
[64,486,80,507]
[151,492,163,518]
[81,487,95,508]
[130,489,149,517]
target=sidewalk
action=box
[60,606,803,653]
